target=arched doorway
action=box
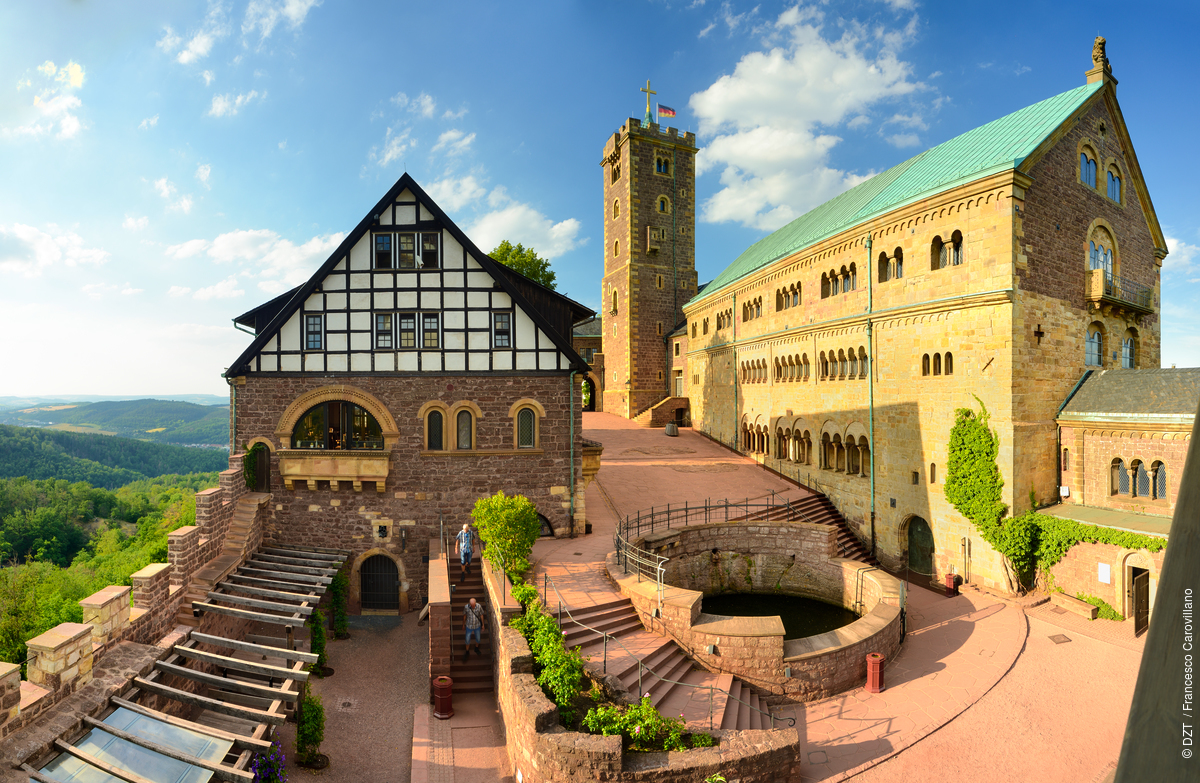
[907,516,934,577]
[360,554,399,611]
[582,376,597,412]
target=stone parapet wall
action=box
[480,559,803,781]
[615,521,903,700]
[80,585,131,651]
[1048,539,1164,623]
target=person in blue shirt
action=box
[455,523,473,582]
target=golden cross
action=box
[641,80,656,117]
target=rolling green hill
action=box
[0,425,229,489]
[0,399,229,445]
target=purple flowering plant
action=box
[251,739,288,783]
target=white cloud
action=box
[37,61,57,78]
[164,228,345,295]
[886,132,921,147]
[154,177,176,199]
[243,0,322,41]
[4,60,88,140]
[82,282,118,300]
[426,175,487,212]
[390,91,437,118]
[121,285,143,295]
[170,195,194,214]
[431,129,476,156]
[442,107,468,120]
[196,163,212,188]
[371,124,415,167]
[139,114,159,130]
[699,21,716,38]
[278,139,287,150]
[193,275,245,300]
[178,31,217,64]
[156,26,182,53]
[487,186,509,208]
[202,70,215,86]
[468,203,582,259]
[1164,236,1199,277]
[0,223,109,277]
[167,285,192,297]
[689,5,923,229]
[208,90,262,117]
[122,215,149,231]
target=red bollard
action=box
[866,653,885,693]
[944,573,959,597]
[433,675,454,720]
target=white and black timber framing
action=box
[228,173,594,378]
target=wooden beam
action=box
[254,552,342,569]
[193,602,307,627]
[109,696,272,750]
[247,559,336,577]
[48,743,157,783]
[215,581,318,603]
[83,716,254,782]
[206,689,276,710]
[207,591,314,614]
[237,566,331,585]
[191,631,319,664]
[23,763,75,783]
[154,661,297,702]
[173,646,310,681]
[132,677,285,725]
[261,546,343,562]
[226,572,329,593]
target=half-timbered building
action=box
[224,174,596,614]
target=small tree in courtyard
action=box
[308,608,328,675]
[329,570,349,639]
[471,491,541,581]
[295,682,326,767]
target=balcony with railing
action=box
[1086,268,1155,316]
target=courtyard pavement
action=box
[528,412,1137,782]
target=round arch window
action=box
[292,401,383,450]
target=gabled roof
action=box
[226,173,593,376]
[692,81,1106,304]
[1059,368,1200,420]
[233,285,301,335]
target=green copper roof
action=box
[692,80,1104,304]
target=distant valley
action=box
[0,398,229,446]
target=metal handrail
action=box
[1102,271,1153,309]
[536,571,792,730]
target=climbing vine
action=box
[242,442,267,489]
[945,400,1166,592]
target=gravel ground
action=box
[853,613,1139,783]
[271,614,430,782]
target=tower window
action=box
[658,196,671,214]
[656,274,663,289]
[656,156,670,175]
[613,240,619,257]
[657,321,663,336]
[613,199,620,219]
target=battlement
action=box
[611,117,697,149]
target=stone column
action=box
[26,623,93,695]
[0,662,20,732]
[80,585,131,648]
[859,446,867,478]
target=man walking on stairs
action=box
[455,523,473,583]
[463,597,484,663]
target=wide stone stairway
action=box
[561,598,773,731]
[449,564,495,694]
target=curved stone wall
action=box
[611,520,904,701]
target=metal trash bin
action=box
[433,675,454,720]
[944,573,959,597]
[866,653,885,693]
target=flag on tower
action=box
[657,104,676,118]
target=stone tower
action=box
[600,92,698,418]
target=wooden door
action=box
[1132,568,1149,636]
[907,517,934,576]
[361,555,399,611]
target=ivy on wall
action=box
[242,442,267,489]
[945,399,1167,593]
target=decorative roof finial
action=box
[1092,36,1111,74]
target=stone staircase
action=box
[562,599,772,731]
[734,493,878,566]
[175,492,270,628]
[631,396,689,428]
[448,564,494,694]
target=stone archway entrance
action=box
[350,548,408,614]
[582,376,597,412]
[907,516,934,577]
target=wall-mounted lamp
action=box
[624,379,631,391]
[378,525,388,539]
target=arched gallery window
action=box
[1085,323,1105,367]
[456,410,473,450]
[426,410,444,451]
[516,408,537,449]
[292,402,383,450]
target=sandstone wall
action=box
[1047,540,1165,622]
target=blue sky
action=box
[2,0,1197,396]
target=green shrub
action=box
[581,696,691,752]
[507,585,586,723]
[471,491,541,581]
[691,732,715,748]
[242,443,266,489]
[308,609,327,673]
[1077,592,1124,621]
[329,571,349,638]
[295,684,325,764]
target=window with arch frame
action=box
[1085,325,1104,367]
[516,408,536,449]
[1122,334,1135,368]
[1107,168,1122,202]
[1080,150,1097,188]
[426,410,444,451]
[292,401,383,451]
[456,409,473,450]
